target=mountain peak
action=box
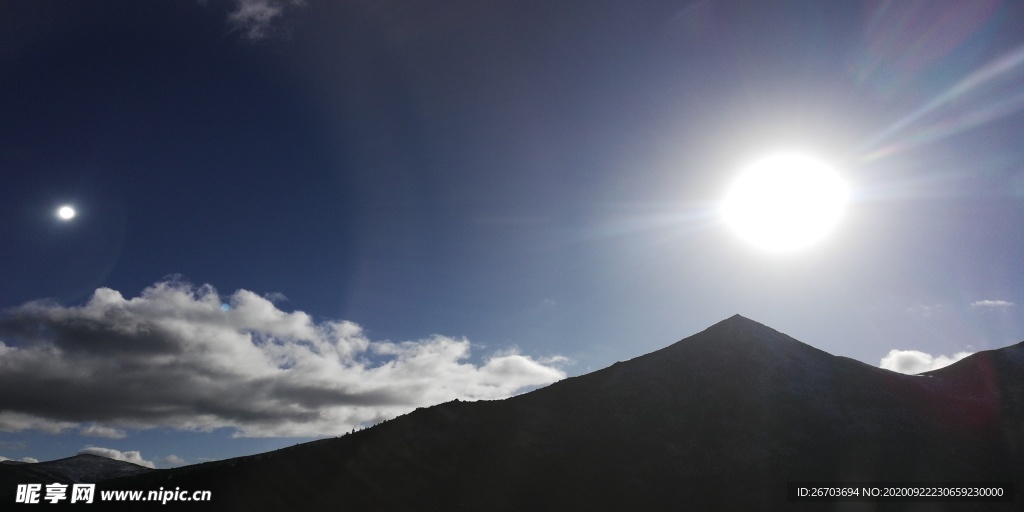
[715,313,760,327]
[700,314,789,342]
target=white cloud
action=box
[971,300,1014,309]
[78,447,155,469]
[80,424,127,439]
[160,454,186,468]
[0,280,566,437]
[224,0,305,40]
[879,349,974,375]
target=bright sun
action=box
[57,205,76,221]
[721,153,848,253]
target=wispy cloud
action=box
[0,280,566,437]
[223,0,305,41]
[78,447,155,469]
[879,349,973,375]
[906,303,943,317]
[0,411,76,435]
[970,299,1015,309]
[79,424,127,440]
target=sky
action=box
[2,0,1024,468]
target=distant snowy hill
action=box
[0,454,153,501]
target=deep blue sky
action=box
[2,0,1024,468]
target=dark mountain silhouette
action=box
[32,316,1024,510]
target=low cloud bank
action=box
[160,454,186,467]
[0,280,566,437]
[879,349,973,374]
[0,455,38,463]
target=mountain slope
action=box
[92,315,1024,510]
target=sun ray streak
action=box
[857,41,1024,163]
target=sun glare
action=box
[721,153,848,253]
[57,205,76,221]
